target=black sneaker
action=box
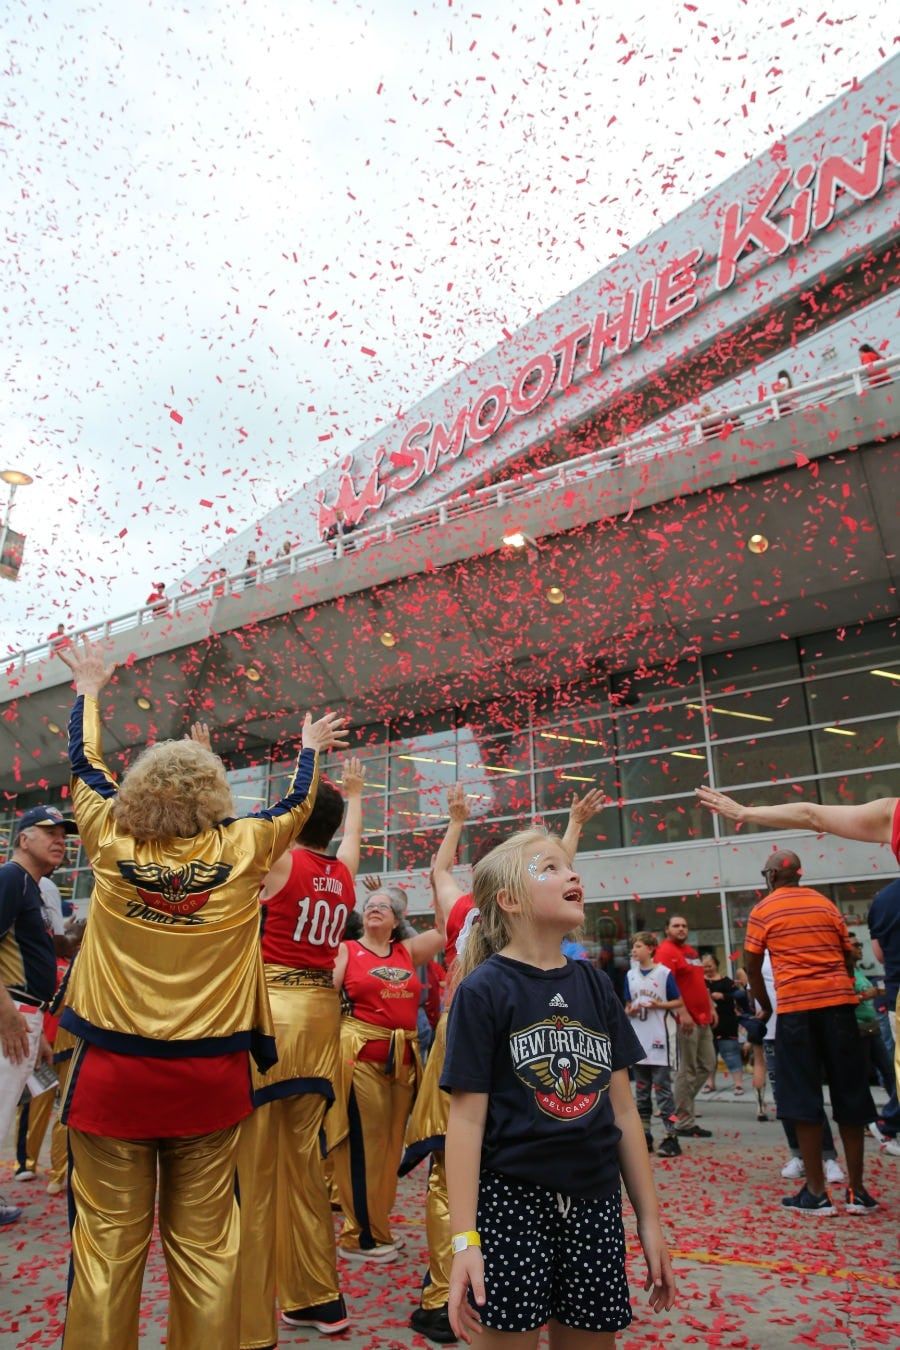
[675,1125,712,1138]
[282,1296,350,1334]
[643,1130,654,1153]
[410,1306,458,1344]
[658,1135,682,1158]
[845,1185,878,1214]
[781,1185,835,1216]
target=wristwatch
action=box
[451,1230,481,1254]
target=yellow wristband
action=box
[450,1230,481,1254]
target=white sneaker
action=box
[13,1168,36,1183]
[339,1244,398,1264]
[867,1122,887,1146]
[883,1138,900,1158]
[824,1159,845,1184]
[780,1157,805,1180]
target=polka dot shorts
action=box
[474,1169,633,1334]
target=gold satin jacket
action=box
[61,695,319,1070]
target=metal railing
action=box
[6,355,896,676]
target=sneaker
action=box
[780,1157,806,1180]
[867,1122,888,1146]
[781,1185,835,1216]
[643,1131,654,1154]
[46,1179,66,1196]
[883,1138,900,1158]
[845,1186,878,1214]
[410,1305,458,1344]
[732,1085,745,1096]
[700,1083,714,1094]
[657,1135,682,1158]
[339,1243,398,1264]
[675,1125,712,1138]
[13,1168,36,1183]
[282,1295,350,1333]
[824,1159,845,1185]
[0,1201,22,1227]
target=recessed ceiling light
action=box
[546,586,565,605]
[246,668,261,682]
[135,696,152,711]
[747,533,769,554]
[380,630,397,648]
[47,721,61,735]
[870,669,900,682]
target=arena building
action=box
[2,55,898,977]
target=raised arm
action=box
[561,787,607,858]
[58,636,118,858]
[250,711,349,870]
[336,756,365,880]
[432,784,470,921]
[696,786,897,846]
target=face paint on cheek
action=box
[527,854,550,882]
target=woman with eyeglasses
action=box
[328,889,446,1262]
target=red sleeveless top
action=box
[260,848,354,971]
[342,938,421,1032]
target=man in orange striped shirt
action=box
[744,850,877,1217]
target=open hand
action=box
[341,755,365,797]
[56,634,117,698]
[185,721,212,752]
[448,782,470,824]
[568,787,607,825]
[696,786,744,824]
[302,711,350,755]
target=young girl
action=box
[442,829,675,1347]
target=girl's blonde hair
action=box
[111,740,234,842]
[455,827,561,985]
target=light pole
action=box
[0,469,33,580]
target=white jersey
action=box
[625,962,679,1067]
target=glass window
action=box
[613,699,705,755]
[534,762,616,817]
[228,764,268,814]
[712,730,816,791]
[543,806,622,853]
[807,668,900,724]
[387,827,443,872]
[622,796,713,847]
[458,693,531,739]
[704,639,802,693]
[618,747,708,802]
[701,684,810,740]
[457,731,531,819]
[799,619,898,678]
[713,780,821,836]
[533,714,612,769]
[818,769,900,808]
[811,713,900,778]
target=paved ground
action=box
[1,1090,898,1349]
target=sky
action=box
[0,0,896,654]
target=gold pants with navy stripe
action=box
[404,1015,451,1311]
[332,1057,416,1251]
[237,978,341,1349]
[15,1066,67,1187]
[63,1125,241,1350]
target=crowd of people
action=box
[0,638,898,1349]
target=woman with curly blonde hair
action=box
[55,636,348,1350]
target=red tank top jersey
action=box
[445,893,475,969]
[342,939,421,1031]
[892,799,900,863]
[260,848,354,971]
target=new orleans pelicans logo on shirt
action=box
[369,966,411,984]
[117,860,232,918]
[509,1016,612,1120]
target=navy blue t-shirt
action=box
[0,861,57,1002]
[441,954,644,1199]
[868,878,900,1002]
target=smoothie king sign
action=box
[317,117,899,538]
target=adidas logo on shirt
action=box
[548,993,568,1008]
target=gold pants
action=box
[63,1125,241,1350]
[15,1067,67,1186]
[332,1057,415,1251]
[422,1155,451,1310]
[237,1093,338,1349]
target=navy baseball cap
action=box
[16,805,78,835]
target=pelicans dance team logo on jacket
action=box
[509,1016,612,1120]
[117,860,233,918]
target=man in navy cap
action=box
[0,805,76,1225]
